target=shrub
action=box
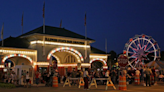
[0,83,16,88]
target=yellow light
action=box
[90,55,107,58]
[0,50,35,55]
[0,65,4,68]
[103,66,108,69]
[33,62,36,66]
[81,63,90,67]
[58,64,77,67]
[30,41,90,48]
[36,62,49,65]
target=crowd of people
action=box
[62,66,164,89]
[1,66,164,89]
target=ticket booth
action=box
[13,65,33,85]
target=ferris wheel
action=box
[123,34,160,69]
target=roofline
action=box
[20,33,95,43]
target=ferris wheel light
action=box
[129,38,133,42]
[142,35,145,38]
[124,34,160,70]
[154,42,157,45]
[123,50,126,54]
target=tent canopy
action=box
[146,61,164,69]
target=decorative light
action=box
[0,50,35,55]
[0,65,4,68]
[81,63,90,67]
[30,41,90,48]
[103,66,108,69]
[90,58,107,66]
[90,55,107,58]
[35,62,49,65]
[58,64,77,67]
[47,47,84,61]
[2,54,33,63]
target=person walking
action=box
[35,71,40,87]
[145,67,152,87]
[152,66,157,85]
[83,68,90,90]
[140,66,145,86]
[22,70,26,87]
[111,70,116,84]
[26,71,30,88]
[71,68,77,85]
[104,70,110,84]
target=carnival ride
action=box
[123,34,160,69]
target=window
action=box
[64,55,76,63]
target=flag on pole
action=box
[43,2,45,18]
[60,19,62,28]
[84,12,86,26]
[1,23,4,40]
[21,12,23,26]
[1,23,4,46]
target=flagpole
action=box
[105,38,107,54]
[22,12,24,34]
[84,12,87,61]
[85,25,87,59]
[60,19,62,28]
[1,23,4,47]
[43,2,45,56]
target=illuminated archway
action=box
[47,47,84,62]
[90,58,107,66]
[2,54,33,63]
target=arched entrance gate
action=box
[47,47,84,76]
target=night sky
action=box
[1,0,164,54]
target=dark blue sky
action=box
[1,0,164,54]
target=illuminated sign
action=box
[45,38,85,45]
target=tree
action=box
[161,51,164,61]
[107,50,117,67]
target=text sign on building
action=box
[117,54,128,67]
[45,38,85,45]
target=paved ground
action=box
[1,82,164,92]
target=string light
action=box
[0,50,35,55]
[0,65,4,68]
[47,47,84,61]
[2,54,33,63]
[103,66,108,69]
[31,41,90,48]
[90,55,107,58]
[90,58,107,66]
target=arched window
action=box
[64,55,77,63]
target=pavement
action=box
[1,82,164,92]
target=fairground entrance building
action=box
[0,25,109,76]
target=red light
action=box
[129,38,133,42]
[142,35,145,38]
[123,50,126,54]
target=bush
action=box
[0,83,16,88]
